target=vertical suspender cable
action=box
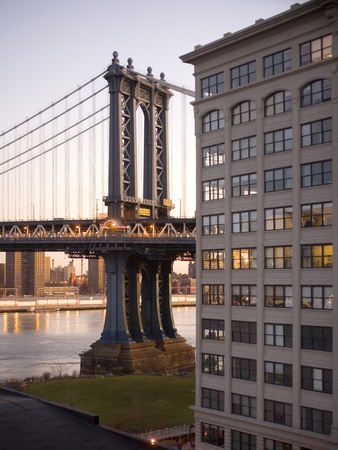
[77,89,83,219]
[65,97,70,218]
[52,103,57,218]
[90,79,96,218]
[40,113,45,219]
[181,93,187,217]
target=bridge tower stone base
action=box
[80,338,195,376]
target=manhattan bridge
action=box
[0,52,196,375]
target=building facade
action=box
[88,258,106,295]
[182,1,338,449]
[6,252,45,296]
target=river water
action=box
[0,307,196,382]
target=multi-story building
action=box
[6,252,45,296]
[88,258,106,294]
[181,1,337,449]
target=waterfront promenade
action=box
[0,294,196,313]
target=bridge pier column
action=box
[160,260,178,338]
[127,256,147,342]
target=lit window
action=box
[201,72,224,98]
[300,35,332,65]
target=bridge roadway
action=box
[0,217,196,259]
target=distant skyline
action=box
[0,0,308,270]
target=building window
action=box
[301,244,333,268]
[232,210,257,233]
[265,285,293,308]
[232,285,257,307]
[301,366,332,394]
[265,91,292,116]
[202,178,225,201]
[202,319,225,340]
[301,326,332,352]
[232,248,257,269]
[301,286,333,309]
[301,202,332,227]
[232,173,257,197]
[202,110,224,133]
[202,354,225,376]
[203,214,225,235]
[231,431,256,449]
[300,35,332,66]
[301,79,331,107]
[202,143,225,167]
[232,357,257,381]
[202,284,225,305]
[231,61,256,88]
[265,400,292,427]
[264,128,292,154]
[265,438,293,450]
[201,423,224,447]
[232,135,257,160]
[201,72,224,98]
[265,206,293,230]
[232,393,257,418]
[301,118,332,147]
[264,48,292,77]
[202,387,224,411]
[232,101,256,125]
[301,407,332,435]
[202,250,225,270]
[301,160,332,187]
[265,246,293,269]
[265,167,292,192]
[265,324,292,347]
[265,361,292,387]
[232,321,257,344]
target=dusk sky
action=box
[0,0,307,272]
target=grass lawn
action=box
[28,375,195,432]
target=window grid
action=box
[202,110,224,133]
[232,101,256,125]
[264,438,293,450]
[301,202,332,227]
[264,128,292,154]
[301,79,331,107]
[202,250,225,270]
[203,214,225,236]
[301,118,332,147]
[265,361,292,387]
[232,135,257,160]
[301,406,332,435]
[232,285,257,307]
[301,366,332,394]
[232,248,257,269]
[265,246,293,269]
[202,143,225,167]
[265,91,292,116]
[265,400,292,427]
[301,326,332,352]
[202,178,225,201]
[301,244,333,268]
[231,431,257,449]
[231,61,256,88]
[265,206,293,230]
[264,48,292,77]
[202,354,225,376]
[202,387,224,411]
[232,321,257,344]
[232,210,257,233]
[301,160,332,187]
[201,423,224,447]
[232,393,257,418]
[202,284,225,305]
[201,72,224,98]
[300,35,332,66]
[301,285,333,309]
[265,167,293,192]
[232,357,257,381]
[265,324,292,347]
[232,173,257,197]
[202,319,225,340]
[265,285,293,308]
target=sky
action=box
[0,0,308,272]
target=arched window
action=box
[232,101,256,125]
[301,79,331,107]
[265,91,292,116]
[202,110,224,133]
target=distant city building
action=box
[188,261,196,279]
[0,263,5,288]
[88,258,105,294]
[6,252,45,296]
[44,256,51,284]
